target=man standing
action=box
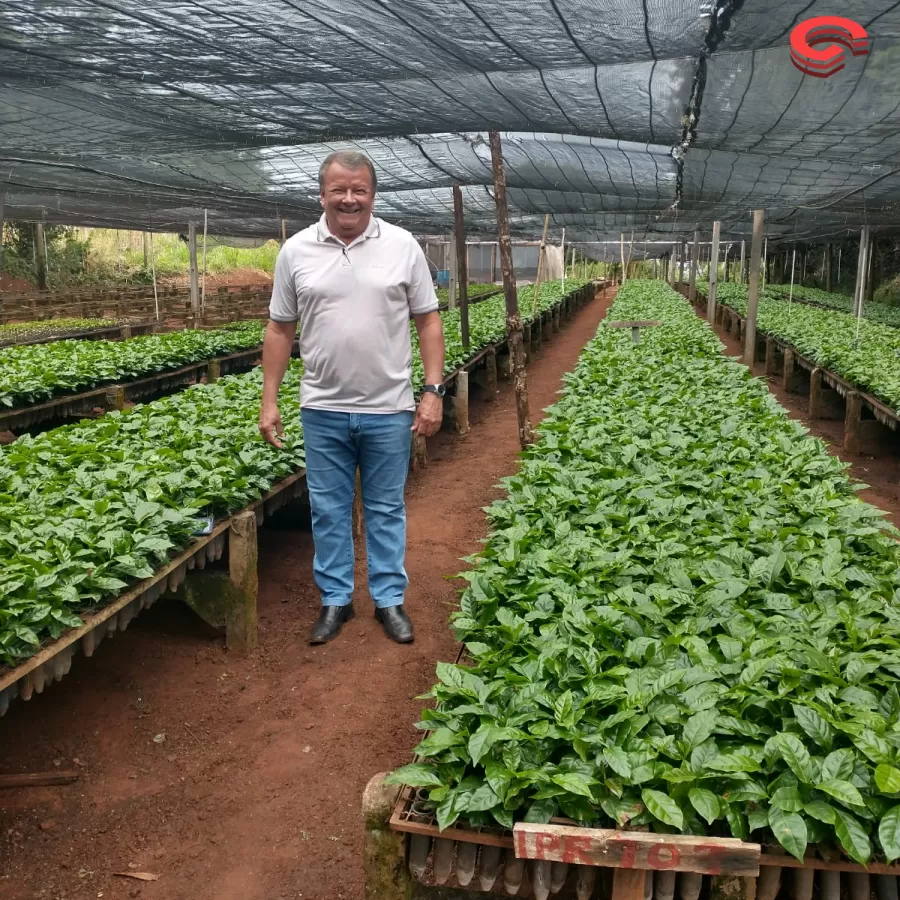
[259,150,446,645]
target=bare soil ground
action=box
[0,288,616,900]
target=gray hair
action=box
[318,150,377,192]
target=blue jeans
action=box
[301,408,413,609]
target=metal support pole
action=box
[740,240,746,283]
[688,230,700,303]
[707,221,720,322]
[489,130,534,448]
[188,223,200,318]
[452,184,469,349]
[744,210,765,367]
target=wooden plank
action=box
[0,771,80,789]
[226,510,258,653]
[513,824,760,877]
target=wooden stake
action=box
[280,217,287,246]
[740,240,746,284]
[188,223,199,319]
[688,230,700,303]
[707,221,721,322]
[0,771,79,789]
[452,184,470,349]
[227,510,258,653]
[620,233,627,285]
[489,243,497,283]
[679,239,686,285]
[201,209,208,317]
[454,370,470,435]
[485,347,498,401]
[825,243,832,292]
[489,131,534,448]
[0,192,6,273]
[532,214,551,316]
[744,210,765,366]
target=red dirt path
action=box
[0,289,616,900]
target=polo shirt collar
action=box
[316,213,381,247]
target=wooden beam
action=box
[707,221,721,322]
[452,184,470,349]
[513,824,760,877]
[688,230,700,303]
[744,210,765,367]
[226,510,258,653]
[489,131,534,448]
[188,222,199,317]
[0,771,80,789]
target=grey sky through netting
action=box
[1,1,899,248]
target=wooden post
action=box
[688,230,700,303]
[867,235,876,304]
[188,223,199,319]
[782,348,796,392]
[454,370,470,435]
[142,231,149,269]
[485,347,498,401]
[531,214,551,316]
[744,210,765,367]
[844,391,863,455]
[765,338,777,376]
[280,217,287,246]
[825,243,832,292]
[105,385,126,411]
[707,221,721,322]
[809,368,824,419]
[669,244,677,286]
[523,322,532,362]
[452,184,470,349]
[34,222,48,290]
[207,359,221,383]
[679,239,686,285]
[489,243,497,283]
[201,208,208,317]
[740,239,747,283]
[448,230,458,311]
[489,130,534,448]
[620,233,627,284]
[227,510,258,653]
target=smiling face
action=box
[320,161,376,243]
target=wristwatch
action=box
[422,384,446,397]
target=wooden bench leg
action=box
[765,338,777,376]
[782,349,795,392]
[809,367,823,419]
[207,359,221,383]
[844,391,863,455]
[454,370,470,435]
[485,348,498,401]
[227,510,258,654]
[105,385,126,411]
[524,323,532,362]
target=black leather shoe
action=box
[309,604,355,644]
[375,605,414,644]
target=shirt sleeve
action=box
[406,239,439,315]
[268,243,299,322]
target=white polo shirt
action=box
[269,214,439,413]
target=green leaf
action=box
[465,783,500,813]
[688,788,720,824]
[415,728,462,756]
[602,747,632,779]
[468,724,503,766]
[770,786,804,813]
[792,705,834,749]
[805,800,836,824]
[551,773,597,799]
[642,789,684,829]
[383,764,443,788]
[767,808,808,861]
[817,779,865,808]
[875,764,900,794]
[771,734,816,784]
[820,749,855,782]
[683,710,717,751]
[833,808,872,864]
[879,805,900,862]
[855,730,893,765]
[524,798,557,824]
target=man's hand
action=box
[412,392,443,438]
[259,402,285,448]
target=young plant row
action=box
[390,280,900,866]
[435,283,500,305]
[0,321,266,409]
[708,282,900,411]
[0,281,590,669]
[0,317,120,347]
[765,283,900,329]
